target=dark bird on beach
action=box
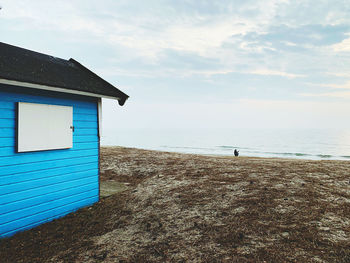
[234,149,239,157]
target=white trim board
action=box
[0,78,123,101]
[97,98,102,138]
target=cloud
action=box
[195,68,304,79]
[306,80,350,90]
[301,91,350,98]
[324,81,350,89]
[0,0,290,59]
[98,66,305,80]
[301,80,350,98]
[332,36,350,52]
[164,20,253,55]
[326,72,350,78]
[247,69,305,78]
[281,41,297,46]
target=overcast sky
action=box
[1,0,349,130]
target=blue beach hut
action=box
[0,42,128,238]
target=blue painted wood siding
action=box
[0,85,99,238]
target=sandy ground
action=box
[1,146,349,262]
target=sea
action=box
[101,128,350,160]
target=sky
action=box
[0,0,350,131]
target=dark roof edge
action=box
[69,58,129,106]
[0,77,125,101]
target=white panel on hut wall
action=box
[18,102,73,152]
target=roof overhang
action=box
[0,78,128,106]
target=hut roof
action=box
[0,42,128,105]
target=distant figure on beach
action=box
[234,149,239,157]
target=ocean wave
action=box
[217,147,313,157]
[283,152,310,157]
[160,145,215,151]
[218,145,238,149]
[317,154,332,158]
[245,151,311,157]
[159,145,347,160]
[251,151,338,159]
[217,145,254,150]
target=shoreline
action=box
[101,145,350,162]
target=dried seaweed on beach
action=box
[1,146,349,262]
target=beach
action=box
[1,146,349,262]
